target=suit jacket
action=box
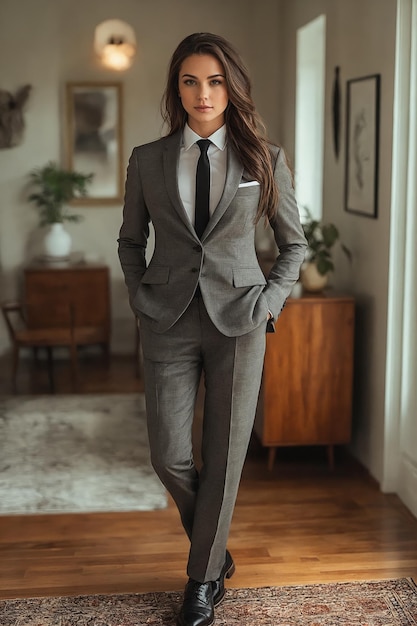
[118,130,307,337]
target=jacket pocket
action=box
[232,267,267,288]
[141,265,170,284]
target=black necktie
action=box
[194,139,211,239]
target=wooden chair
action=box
[1,300,79,393]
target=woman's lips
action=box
[195,106,212,112]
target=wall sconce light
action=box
[94,19,136,71]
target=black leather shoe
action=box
[212,550,235,607]
[177,579,214,626]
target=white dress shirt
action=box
[178,124,227,226]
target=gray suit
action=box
[118,130,306,582]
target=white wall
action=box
[0,0,282,354]
[384,0,417,517]
[295,14,326,219]
[279,0,397,486]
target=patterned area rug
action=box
[0,394,167,514]
[1,579,416,625]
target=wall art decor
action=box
[66,82,123,205]
[0,84,31,149]
[344,74,380,218]
[332,66,341,160]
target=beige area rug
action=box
[0,394,167,514]
[1,579,417,625]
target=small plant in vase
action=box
[301,207,352,292]
[28,162,93,260]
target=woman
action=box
[118,32,307,626]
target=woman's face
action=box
[178,53,229,137]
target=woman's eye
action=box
[184,79,196,86]
[211,79,222,86]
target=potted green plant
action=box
[27,162,93,259]
[300,207,352,291]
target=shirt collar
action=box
[182,123,227,151]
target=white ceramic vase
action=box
[44,222,72,259]
[300,261,329,292]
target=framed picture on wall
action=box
[66,82,123,205]
[344,74,380,218]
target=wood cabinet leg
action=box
[327,445,335,470]
[69,343,78,392]
[268,447,277,471]
[100,342,110,366]
[46,347,55,394]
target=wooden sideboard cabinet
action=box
[254,293,355,470]
[23,262,111,355]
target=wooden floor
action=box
[0,352,417,600]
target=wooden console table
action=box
[254,292,355,470]
[23,261,111,356]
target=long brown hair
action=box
[161,32,279,222]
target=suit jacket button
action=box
[193,245,201,252]
[191,267,198,273]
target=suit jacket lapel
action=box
[163,131,197,235]
[202,147,243,240]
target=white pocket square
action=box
[238,180,260,188]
